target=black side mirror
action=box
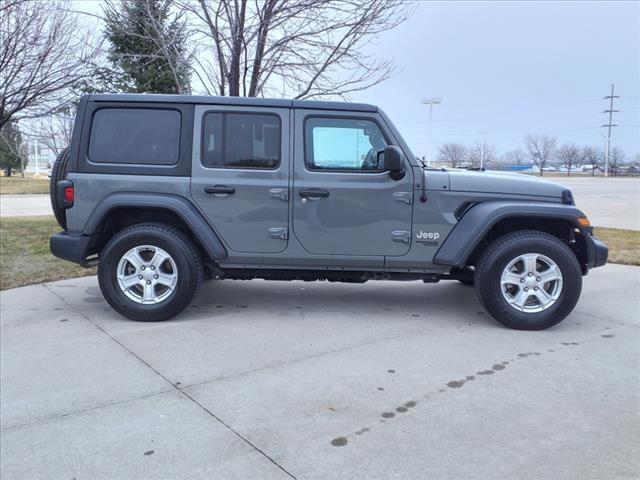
[378,145,405,180]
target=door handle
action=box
[205,185,235,195]
[299,189,329,199]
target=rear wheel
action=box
[475,230,582,330]
[98,223,203,321]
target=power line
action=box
[602,83,619,177]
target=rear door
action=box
[292,110,414,257]
[191,105,290,254]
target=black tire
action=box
[98,223,203,322]
[49,147,71,229]
[475,230,582,330]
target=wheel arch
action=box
[83,193,228,261]
[434,201,591,273]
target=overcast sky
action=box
[77,0,639,159]
[349,1,639,159]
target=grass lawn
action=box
[0,217,637,291]
[1,216,94,290]
[0,176,50,195]
[594,227,640,266]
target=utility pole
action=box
[602,83,619,177]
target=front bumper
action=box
[584,233,608,271]
[50,232,93,267]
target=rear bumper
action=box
[584,233,608,270]
[50,232,93,266]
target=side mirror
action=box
[378,145,405,179]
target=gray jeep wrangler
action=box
[50,94,608,330]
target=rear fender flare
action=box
[83,193,228,260]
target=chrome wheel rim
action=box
[500,253,563,313]
[116,245,178,305]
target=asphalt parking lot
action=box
[1,264,638,479]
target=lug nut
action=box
[524,287,529,292]
[141,266,145,270]
[534,286,539,291]
[154,274,158,279]
[520,278,525,283]
[528,272,533,277]
[138,275,143,280]
[146,280,151,285]
[150,266,155,270]
[536,277,541,282]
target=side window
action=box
[201,112,281,169]
[305,117,388,171]
[202,113,223,167]
[88,108,181,165]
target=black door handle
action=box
[205,185,235,195]
[299,189,329,198]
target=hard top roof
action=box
[87,94,378,112]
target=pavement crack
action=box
[42,284,298,480]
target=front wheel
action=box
[475,230,582,330]
[98,223,203,322]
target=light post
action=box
[421,97,442,167]
[479,131,488,169]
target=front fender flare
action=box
[83,193,228,260]
[433,201,587,267]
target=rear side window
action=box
[88,108,181,165]
[202,112,280,169]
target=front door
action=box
[191,105,290,254]
[292,110,413,256]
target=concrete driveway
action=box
[1,264,638,479]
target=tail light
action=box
[64,186,74,204]
[57,180,74,208]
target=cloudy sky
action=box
[76,0,639,160]
[350,1,639,160]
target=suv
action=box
[50,94,608,330]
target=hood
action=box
[447,170,568,199]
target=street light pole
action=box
[479,131,488,169]
[421,97,442,167]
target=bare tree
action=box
[609,146,625,176]
[467,141,497,168]
[581,146,601,176]
[182,0,413,98]
[437,142,466,168]
[501,149,526,165]
[525,134,556,176]
[33,108,75,156]
[0,0,97,129]
[557,142,581,176]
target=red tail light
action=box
[64,186,74,203]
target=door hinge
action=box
[269,227,288,240]
[391,230,411,244]
[393,191,413,205]
[269,188,288,201]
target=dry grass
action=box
[0,176,50,194]
[0,217,637,291]
[593,227,640,266]
[0,215,94,291]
